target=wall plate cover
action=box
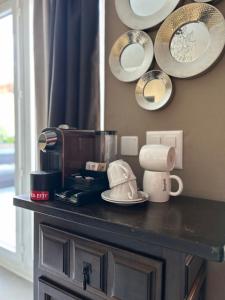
[146,130,183,169]
[121,136,139,156]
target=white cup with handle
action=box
[139,144,176,172]
[143,171,183,203]
[107,159,136,188]
[107,160,138,200]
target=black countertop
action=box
[14,195,225,262]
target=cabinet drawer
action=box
[107,249,163,300]
[38,277,85,300]
[40,225,70,277]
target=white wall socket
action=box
[146,130,183,169]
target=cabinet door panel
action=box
[72,236,107,294]
[38,278,84,300]
[40,225,70,277]
[107,249,163,300]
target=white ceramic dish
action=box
[101,190,149,206]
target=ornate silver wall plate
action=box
[154,3,225,78]
[194,0,220,3]
[135,70,173,110]
[115,0,181,30]
[109,30,154,82]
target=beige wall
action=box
[105,1,225,299]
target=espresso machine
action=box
[37,127,117,205]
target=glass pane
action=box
[0,14,16,252]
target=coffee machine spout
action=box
[38,130,58,152]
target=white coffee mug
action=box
[110,180,138,200]
[143,171,183,203]
[139,144,176,172]
[107,159,136,188]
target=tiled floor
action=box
[0,266,33,300]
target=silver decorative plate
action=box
[194,0,221,3]
[109,30,154,82]
[115,0,181,30]
[154,3,225,78]
[135,70,173,110]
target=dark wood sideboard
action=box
[14,195,225,300]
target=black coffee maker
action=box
[39,128,117,180]
[37,127,117,204]
[39,128,97,185]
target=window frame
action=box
[99,0,105,131]
[0,0,33,282]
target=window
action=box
[99,0,105,131]
[0,0,34,281]
[0,13,16,252]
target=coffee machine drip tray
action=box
[55,170,109,206]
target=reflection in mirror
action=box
[144,79,166,103]
[120,43,145,72]
[129,0,166,16]
[135,70,172,110]
[170,22,210,63]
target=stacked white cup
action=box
[107,160,138,201]
[139,145,183,203]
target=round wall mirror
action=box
[109,30,154,82]
[115,0,181,30]
[129,0,165,17]
[120,43,145,72]
[135,70,173,110]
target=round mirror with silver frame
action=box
[154,3,225,78]
[109,30,154,82]
[115,0,181,30]
[135,70,173,111]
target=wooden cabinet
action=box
[32,213,207,300]
[39,224,163,300]
[15,194,225,300]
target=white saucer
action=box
[101,190,149,206]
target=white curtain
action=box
[33,1,49,137]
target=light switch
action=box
[121,136,139,156]
[146,130,183,169]
[162,135,176,148]
[148,135,161,144]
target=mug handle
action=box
[169,175,183,196]
[116,164,136,199]
[127,181,136,200]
